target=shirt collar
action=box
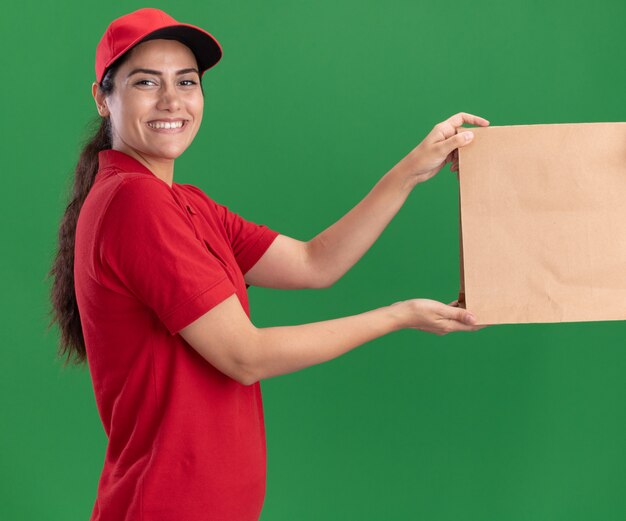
[96,149,158,179]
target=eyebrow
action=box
[126,67,200,78]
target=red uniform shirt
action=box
[74,149,280,521]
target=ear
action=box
[92,82,109,117]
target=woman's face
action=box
[93,38,203,161]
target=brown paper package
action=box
[456,122,626,325]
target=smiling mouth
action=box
[146,120,188,132]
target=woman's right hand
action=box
[390,299,485,335]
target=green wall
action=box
[3,0,625,519]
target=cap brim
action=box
[137,24,223,76]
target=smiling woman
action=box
[47,6,487,521]
[91,38,204,187]
[46,8,283,521]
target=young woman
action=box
[48,7,488,521]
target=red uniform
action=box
[74,149,279,520]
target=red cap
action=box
[95,8,223,84]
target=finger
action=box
[445,112,490,129]
[445,321,485,333]
[448,299,459,307]
[448,306,477,325]
[435,303,476,325]
[428,113,490,146]
[446,149,458,164]
[438,130,474,156]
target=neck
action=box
[113,145,174,187]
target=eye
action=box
[181,80,197,86]
[135,79,156,86]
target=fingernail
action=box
[467,314,476,324]
[464,132,474,141]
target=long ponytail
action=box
[47,44,204,367]
[46,57,127,367]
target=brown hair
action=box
[46,54,131,367]
[48,43,205,367]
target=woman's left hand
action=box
[396,112,490,185]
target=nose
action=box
[156,81,182,112]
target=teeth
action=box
[148,120,184,129]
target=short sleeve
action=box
[97,178,237,335]
[218,204,280,275]
[183,184,280,276]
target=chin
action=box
[151,146,187,160]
